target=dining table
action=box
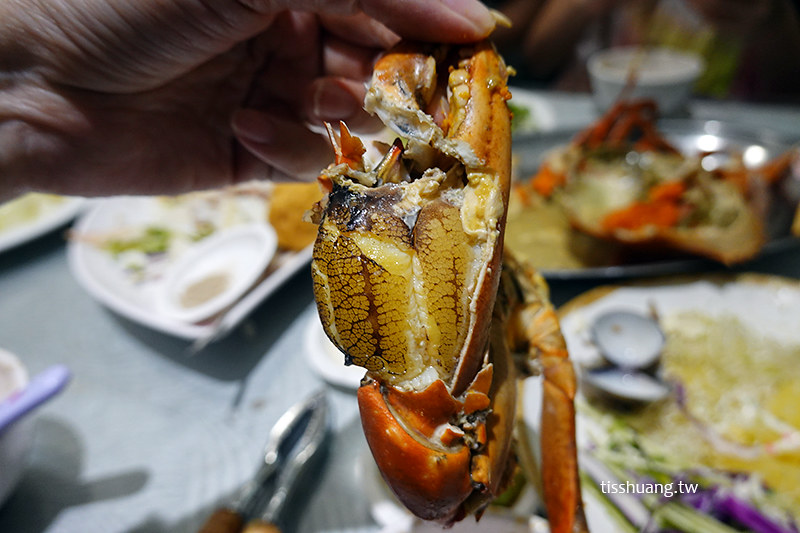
[1,88,799,533]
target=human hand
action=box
[1,0,495,199]
[685,0,774,34]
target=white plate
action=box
[156,224,278,324]
[508,88,558,134]
[558,274,800,367]
[0,194,85,253]
[523,273,800,530]
[304,315,365,390]
[67,191,313,342]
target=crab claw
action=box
[358,380,473,523]
[358,337,516,525]
[312,40,543,526]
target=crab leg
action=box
[504,258,588,533]
[573,99,677,154]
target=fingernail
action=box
[439,0,495,35]
[232,109,276,144]
[490,8,512,28]
[313,80,361,122]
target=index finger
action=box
[253,0,496,43]
[359,0,496,42]
[234,0,495,43]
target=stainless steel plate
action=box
[510,119,800,280]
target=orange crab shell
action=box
[313,40,515,524]
[356,42,513,523]
[358,320,518,525]
[357,380,474,522]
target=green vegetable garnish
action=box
[508,102,532,133]
[104,226,172,257]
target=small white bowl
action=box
[156,224,278,324]
[0,349,34,507]
[587,46,704,115]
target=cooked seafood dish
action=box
[510,100,798,268]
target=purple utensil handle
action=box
[0,365,71,432]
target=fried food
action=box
[268,182,323,251]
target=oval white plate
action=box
[156,224,277,324]
[0,195,85,253]
[523,273,800,531]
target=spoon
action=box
[582,310,670,404]
[0,365,71,433]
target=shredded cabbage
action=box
[580,310,800,529]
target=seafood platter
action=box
[543,273,800,532]
[506,100,800,279]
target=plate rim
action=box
[303,313,365,390]
[507,87,559,134]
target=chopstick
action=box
[619,0,661,101]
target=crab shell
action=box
[559,145,766,265]
[567,196,766,265]
[561,99,767,265]
[311,41,513,523]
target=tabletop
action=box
[1,89,799,533]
